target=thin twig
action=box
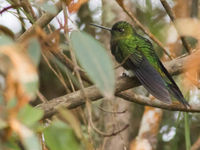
[0,5,20,14]
[96,105,127,114]
[42,53,70,93]
[115,0,172,59]
[37,91,48,103]
[89,119,129,137]
[160,0,191,54]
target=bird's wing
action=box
[125,50,172,104]
[136,37,189,107]
[139,37,189,106]
[157,60,189,107]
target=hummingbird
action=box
[91,21,189,107]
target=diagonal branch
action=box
[17,1,62,42]
[36,54,200,118]
[160,0,191,54]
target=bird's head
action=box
[90,21,135,40]
[111,21,135,39]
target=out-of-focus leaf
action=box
[58,107,82,139]
[44,120,80,150]
[174,18,200,39]
[10,119,41,150]
[70,31,115,98]
[28,38,41,66]
[0,118,7,129]
[23,81,39,100]
[41,3,57,15]
[0,35,13,45]
[0,45,39,101]
[23,133,41,150]
[58,108,94,150]
[5,140,21,150]
[18,104,44,127]
[6,98,17,109]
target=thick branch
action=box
[37,77,140,118]
[36,54,200,118]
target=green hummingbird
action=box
[91,21,189,107]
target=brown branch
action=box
[117,90,200,112]
[115,0,172,59]
[36,54,200,118]
[17,1,62,42]
[36,76,140,118]
[0,5,20,14]
[160,0,191,54]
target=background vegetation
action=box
[0,0,200,150]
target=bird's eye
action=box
[118,28,124,33]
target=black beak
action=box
[90,23,112,31]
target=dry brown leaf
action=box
[183,50,200,87]
[175,18,200,40]
[65,0,73,6]
[173,18,200,88]
[68,0,88,13]
[35,26,60,53]
[0,45,38,108]
[173,0,191,18]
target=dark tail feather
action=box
[168,84,190,108]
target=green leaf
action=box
[18,104,44,127]
[5,140,21,150]
[58,107,82,139]
[23,80,39,100]
[28,38,41,66]
[22,129,41,150]
[6,97,17,109]
[41,3,57,15]
[0,118,7,129]
[44,120,80,150]
[70,31,115,98]
[0,35,13,45]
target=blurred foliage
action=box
[0,0,200,150]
